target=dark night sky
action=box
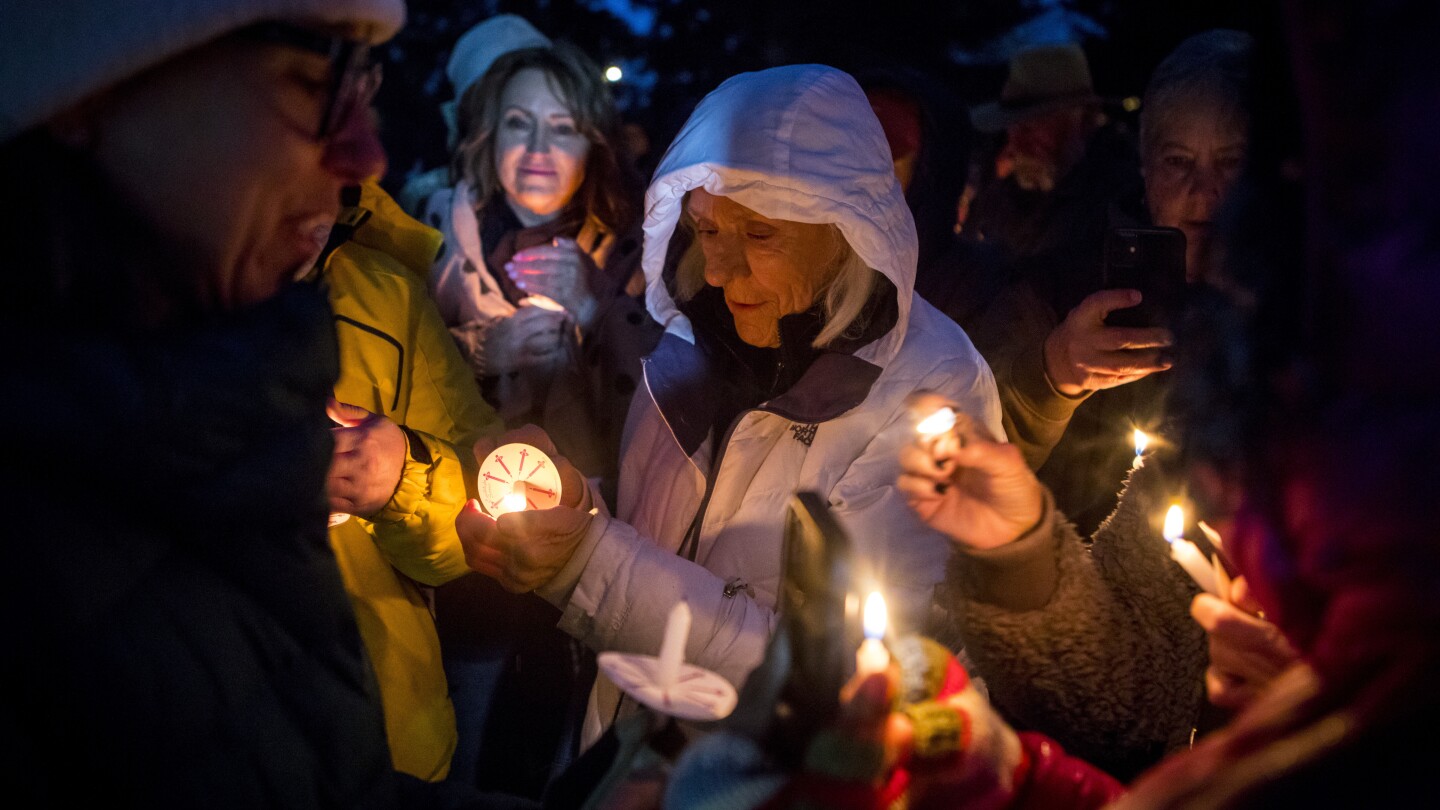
[375,0,1270,193]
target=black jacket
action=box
[0,133,402,808]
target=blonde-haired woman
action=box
[415,35,654,491]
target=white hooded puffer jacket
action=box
[536,65,1004,746]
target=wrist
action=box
[571,292,600,330]
[1041,331,1089,398]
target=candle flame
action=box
[1133,429,1149,455]
[916,407,957,437]
[863,591,887,640]
[1163,504,1185,544]
[499,480,528,515]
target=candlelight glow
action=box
[1133,429,1149,455]
[863,591,888,640]
[916,407,957,437]
[499,480,529,515]
[1163,504,1185,543]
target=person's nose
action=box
[1189,163,1224,207]
[703,235,747,288]
[322,106,387,184]
[526,123,550,155]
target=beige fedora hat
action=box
[970,42,1104,132]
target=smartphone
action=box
[767,492,861,764]
[1102,226,1186,329]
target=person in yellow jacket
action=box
[314,181,502,781]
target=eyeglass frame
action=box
[240,21,383,140]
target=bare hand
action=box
[898,393,1044,551]
[1190,576,1299,711]
[482,305,569,375]
[472,424,590,511]
[507,237,599,328]
[1043,289,1173,397]
[457,500,593,592]
[326,398,406,517]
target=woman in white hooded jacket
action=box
[456,64,1004,747]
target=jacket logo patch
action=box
[789,422,818,447]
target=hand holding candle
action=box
[899,394,1045,552]
[1163,504,1221,596]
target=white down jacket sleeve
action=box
[540,515,776,690]
[535,357,1003,692]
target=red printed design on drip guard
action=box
[477,442,564,516]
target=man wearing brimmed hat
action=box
[961,42,1137,262]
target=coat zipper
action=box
[676,397,806,562]
[676,409,749,562]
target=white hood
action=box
[642,64,917,367]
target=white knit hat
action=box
[445,14,552,100]
[0,0,406,143]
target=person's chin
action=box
[731,316,779,348]
[513,190,565,218]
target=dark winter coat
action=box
[0,133,412,809]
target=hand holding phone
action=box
[1043,289,1174,396]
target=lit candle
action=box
[1163,504,1220,596]
[916,407,957,437]
[1132,429,1150,469]
[656,599,692,690]
[477,442,563,517]
[496,480,529,516]
[855,591,891,676]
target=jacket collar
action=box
[645,330,882,457]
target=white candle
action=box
[855,591,891,675]
[1163,504,1220,596]
[656,599,691,690]
[498,480,528,515]
[916,407,957,437]
[1132,429,1149,469]
[1197,520,1225,552]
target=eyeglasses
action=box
[242,21,383,140]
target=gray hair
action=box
[1140,30,1255,161]
[673,222,878,349]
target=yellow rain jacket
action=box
[324,181,501,780]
